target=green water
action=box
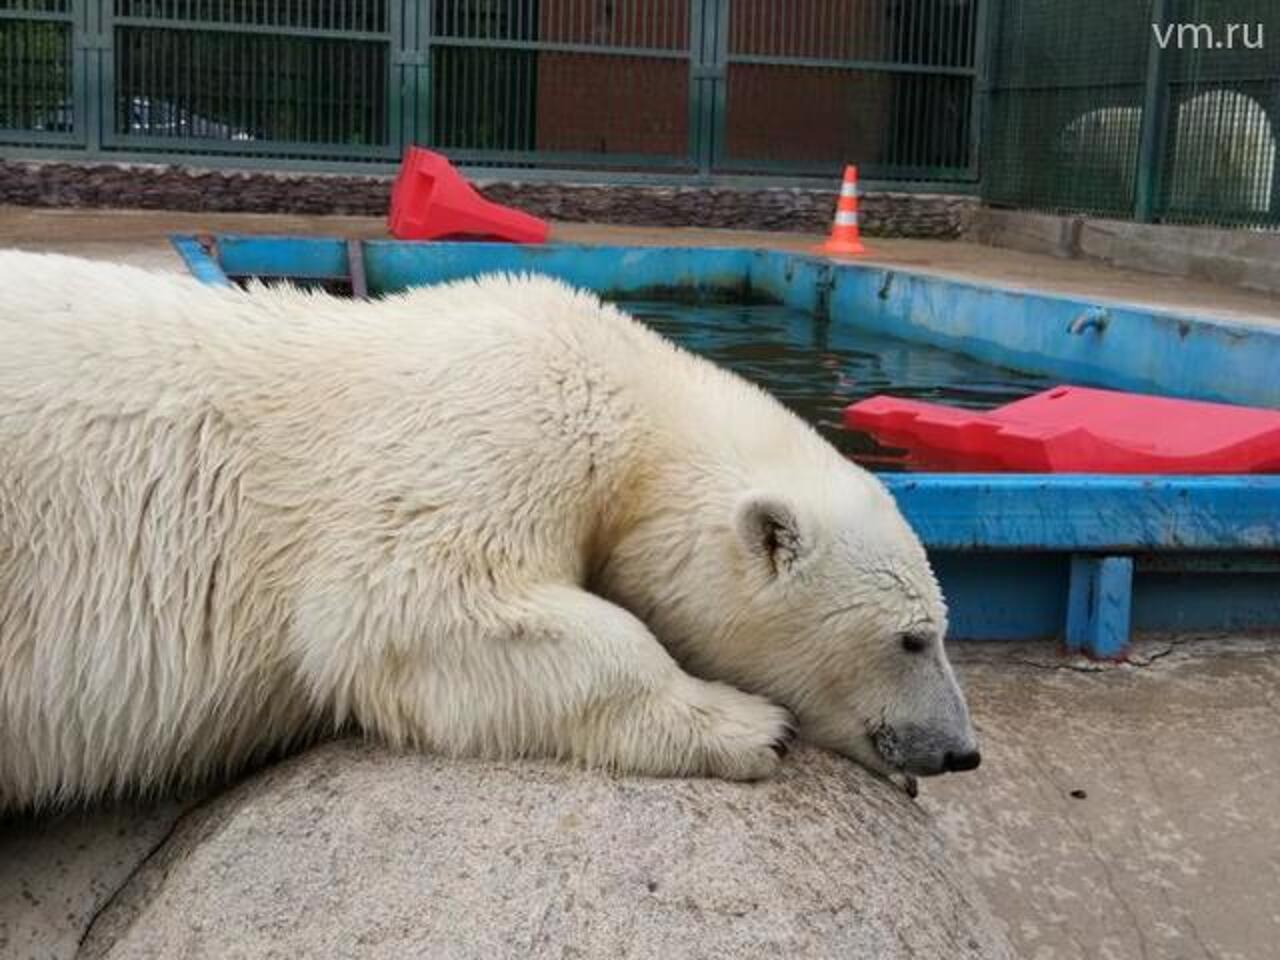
[624,301,1054,469]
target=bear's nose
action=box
[943,749,981,772]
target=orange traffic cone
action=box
[818,165,867,256]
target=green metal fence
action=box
[1,0,981,183]
[1,0,77,146]
[984,0,1279,229]
[717,0,980,180]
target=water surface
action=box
[624,300,1054,468]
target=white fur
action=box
[0,251,975,810]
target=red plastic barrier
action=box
[388,147,549,244]
[844,386,1280,473]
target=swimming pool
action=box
[172,235,1280,656]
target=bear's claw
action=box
[690,682,795,780]
[769,719,799,757]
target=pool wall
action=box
[173,235,1280,656]
[751,254,1280,410]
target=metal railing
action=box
[1,0,982,184]
[983,0,1279,229]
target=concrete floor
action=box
[926,637,1280,960]
[2,207,1279,959]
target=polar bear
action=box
[0,251,978,810]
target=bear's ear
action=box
[734,493,806,577]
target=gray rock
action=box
[0,160,978,238]
[79,740,1011,959]
[0,800,193,960]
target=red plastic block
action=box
[388,147,549,244]
[844,386,1280,473]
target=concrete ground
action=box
[2,208,1278,959]
[926,637,1280,960]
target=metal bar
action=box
[210,235,351,280]
[418,0,432,147]
[347,239,368,298]
[106,16,390,42]
[687,0,707,173]
[1135,553,1280,575]
[0,129,85,145]
[465,13,475,147]
[708,0,727,172]
[882,475,1280,553]
[969,0,992,183]
[1134,0,1171,222]
[62,0,88,150]
[991,77,1207,94]
[86,0,104,151]
[713,157,975,181]
[170,234,233,286]
[95,129,401,157]
[724,53,974,76]
[440,22,453,146]
[0,10,75,23]
[428,36,688,59]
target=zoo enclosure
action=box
[0,0,981,183]
[3,1,1278,228]
[983,0,1280,228]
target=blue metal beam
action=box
[170,236,232,287]
[214,236,350,281]
[1065,556,1135,658]
[365,242,756,299]
[880,474,1280,552]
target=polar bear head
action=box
[728,476,979,783]
[604,457,979,785]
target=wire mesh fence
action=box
[1,0,980,183]
[984,0,1279,229]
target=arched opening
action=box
[1165,89,1276,220]
[1054,88,1277,222]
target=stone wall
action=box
[0,159,977,239]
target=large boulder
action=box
[77,740,1009,959]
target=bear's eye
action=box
[900,633,929,654]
